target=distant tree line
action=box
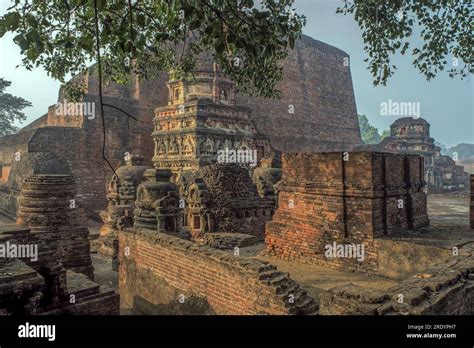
[359,115,474,160]
[358,114,389,144]
[0,78,31,136]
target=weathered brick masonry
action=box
[89,34,362,153]
[0,95,155,220]
[16,175,94,279]
[319,248,474,315]
[119,228,317,315]
[0,174,119,315]
[265,152,429,273]
[0,35,361,220]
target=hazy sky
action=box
[0,0,472,147]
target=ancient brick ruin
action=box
[0,35,362,221]
[112,66,473,315]
[374,117,469,193]
[97,66,283,260]
[99,155,152,269]
[133,168,183,233]
[152,64,274,177]
[264,152,429,273]
[0,173,118,315]
[1,34,472,317]
[178,164,275,239]
[119,228,318,315]
[471,175,474,229]
[16,175,94,279]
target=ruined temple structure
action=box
[98,64,285,262]
[0,34,362,220]
[178,164,275,240]
[146,66,279,240]
[0,173,118,315]
[152,63,275,179]
[98,154,152,269]
[265,152,429,273]
[2,29,473,317]
[374,117,469,193]
[133,168,183,235]
[471,175,474,229]
[118,151,474,316]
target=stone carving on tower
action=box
[98,154,152,269]
[152,63,275,180]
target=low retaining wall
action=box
[265,152,429,274]
[119,228,318,315]
[320,249,474,315]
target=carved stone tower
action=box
[152,64,273,180]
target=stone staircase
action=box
[257,265,319,315]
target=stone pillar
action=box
[17,175,94,281]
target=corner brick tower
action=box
[152,64,273,179]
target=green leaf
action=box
[137,14,146,26]
[13,34,30,50]
[97,0,106,10]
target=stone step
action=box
[267,273,289,287]
[258,270,278,281]
[0,260,41,285]
[66,271,100,299]
[74,285,116,304]
[278,284,300,299]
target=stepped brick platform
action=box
[0,224,119,315]
[16,174,94,279]
[0,174,119,315]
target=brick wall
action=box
[236,35,361,152]
[0,94,155,220]
[83,35,362,153]
[265,152,429,273]
[1,34,361,220]
[119,228,318,315]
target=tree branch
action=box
[93,0,119,178]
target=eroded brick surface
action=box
[119,228,318,315]
[265,152,429,273]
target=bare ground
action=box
[235,193,473,301]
